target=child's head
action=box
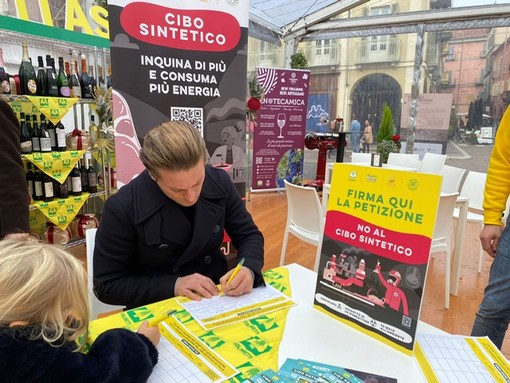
[0,239,90,346]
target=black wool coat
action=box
[0,326,158,382]
[94,167,264,309]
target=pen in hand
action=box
[148,309,176,327]
[226,257,245,286]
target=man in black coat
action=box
[94,121,264,309]
[0,99,29,239]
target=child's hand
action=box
[137,320,161,346]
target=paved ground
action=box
[303,140,494,180]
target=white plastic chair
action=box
[417,153,447,174]
[351,152,372,163]
[440,165,466,194]
[430,192,459,309]
[387,153,420,167]
[86,228,125,319]
[453,171,486,273]
[280,180,325,272]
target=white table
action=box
[282,263,443,381]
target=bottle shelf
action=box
[29,190,107,211]
[62,237,86,249]
[0,94,94,103]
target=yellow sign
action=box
[24,150,85,184]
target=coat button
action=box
[204,255,212,264]
[213,225,220,233]
[159,244,168,250]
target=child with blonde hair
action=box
[0,239,160,382]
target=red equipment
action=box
[304,132,338,190]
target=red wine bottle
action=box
[55,121,67,152]
[19,41,37,95]
[19,113,32,154]
[70,164,82,196]
[87,158,98,193]
[39,115,52,152]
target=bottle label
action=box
[48,129,57,147]
[71,86,81,98]
[27,79,37,94]
[32,137,41,151]
[59,86,70,97]
[44,182,54,198]
[21,141,32,153]
[34,181,43,197]
[71,176,82,193]
[1,80,10,93]
[40,137,52,152]
[57,129,67,148]
[88,173,97,187]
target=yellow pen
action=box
[148,309,176,327]
[226,257,245,285]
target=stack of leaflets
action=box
[242,358,397,382]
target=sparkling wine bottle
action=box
[0,48,11,94]
[46,56,58,97]
[69,59,81,98]
[80,54,92,98]
[36,56,47,96]
[57,56,70,97]
[19,41,37,95]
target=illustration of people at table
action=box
[373,262,409,316]
[209,123,247,194]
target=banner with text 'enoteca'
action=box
[108,0,248,197]
[314,164,441,355]
[251,67,309,190]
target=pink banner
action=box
[251,68,310,190]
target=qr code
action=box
[401,315,412,328]
[171,107,203,136]
[255,157,262,165]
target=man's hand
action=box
[174,273,219,301]
[220,266,254,296]
[480,224,503,258]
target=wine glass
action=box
[277,113,286,138]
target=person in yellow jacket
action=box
[471,106,510,349]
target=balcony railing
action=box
[355,37,400,65]
[304,43,339,67]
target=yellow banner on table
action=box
[87,268,292,382]
[24,150,85,184]
[26,96,79,125]
[31,193,89,230]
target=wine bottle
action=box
[19,112,32,154]
[70,164,82,196]
[69,59,81,98]
[43,172,55,202]
[97,65,105,86]
[45,117,57,151]
[106,65,112,88]
[80,158,89,192]
[55,121,67,151]
[87,158,98,193]
[33,169,44,201]
[89,114,98,143]
[88,64,96,93]
[46,56,58,97]
[29,115,41,153]
[39,115,52,152]
[0,48,11,94]
[36,56,47,96]
[26,162,35,199]
[19,41,37,95]
[59,177,69,199]
[80,54,92,98]
[57,56,70,97]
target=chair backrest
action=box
[387,153,420,166]
[402,157,422,170]
[440,165,467,194]
[284,180,324,235]
[433,193,459,242]
[459,170,487,211]
[86,228,125,319]
[418,153,447,174]
[351,152,371,163]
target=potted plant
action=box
[376,104,400,163]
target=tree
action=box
[377,104,395,143]
[290,51,308,69]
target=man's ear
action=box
[149,172,157,181]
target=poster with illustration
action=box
[314,164,441,355]
[107,0,248,196]
[251,67,310,190]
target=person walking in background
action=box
[0,99,29,239]
[361,120,374,153]
[350,115,361,153]
[471,106,510,349]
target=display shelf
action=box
[29,190,107,212]
[62,237,86,249]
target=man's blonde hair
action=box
[140,121,207,178]
[0,239,90,350]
